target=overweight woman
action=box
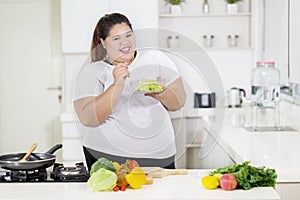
[73,13,186,170]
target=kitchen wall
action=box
[1,0,299,156]
[0,0,63,156]
[61,0,256,114]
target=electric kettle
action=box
[228,87,246,107]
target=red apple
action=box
[220,174,238,190]
[125,159,140,171]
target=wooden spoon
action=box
[19,143,38,162]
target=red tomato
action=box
[113,186,119,192]
[120,185,127,191]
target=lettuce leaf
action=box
[209,161,277,190]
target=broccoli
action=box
[90,157,116,175]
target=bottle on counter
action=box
[202,0,209,14]
[251,61,281,128]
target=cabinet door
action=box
[61,0,109,53]
[61,0,158,53]
[108,0,158,30]
[289,0,300,83]
[264,0,289,82]
[187,128,234,169]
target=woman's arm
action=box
[146,78,186,111]
[73,63,129,127]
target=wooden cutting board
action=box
[141,167,188,178]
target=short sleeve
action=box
[72,61,105,101]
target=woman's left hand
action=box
[144,87,167,101]
[144,78,186,111]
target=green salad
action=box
[135,80,164,94]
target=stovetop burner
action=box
[11,168,47,182]
[0,168,47,182]
[0,162,89,183]
[50,162,89,182]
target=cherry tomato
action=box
[120,185,126,191]
[113,186,119,192]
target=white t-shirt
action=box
[73,49,180,158]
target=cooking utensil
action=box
[19,143,38,162]
[0,144,62,170]
[141,167,188,178]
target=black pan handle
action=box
[45,144,63,154]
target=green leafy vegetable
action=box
[88,168,117,192]
[90,157,116,175]
[209,161,277,190]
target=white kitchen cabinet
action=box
[187,127,234,169]
[158,0,254,49]
[264,0,289,83]
[172,115,234,169]
[60,114,85,166]
[264,0,300,84]
[289,0,300,83]
[61,0,158,53]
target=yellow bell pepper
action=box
[125,167,146,189]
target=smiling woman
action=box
[90,13,135,63]
[72,13,186,171]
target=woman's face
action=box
[103,23,136,65]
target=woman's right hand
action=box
[113,62,130,85]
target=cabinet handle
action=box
[47,86,62,91]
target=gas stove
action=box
[0,162,89,183]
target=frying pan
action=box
[0,144,62,170]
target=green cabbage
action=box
[88,168,117,192]
[90,157,116,175]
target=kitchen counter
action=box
[0,170,280,200]
[186,100,300,183]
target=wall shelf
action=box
[159,13,251,18]
[159,0,254,49]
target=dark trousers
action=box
[83,146,175,172]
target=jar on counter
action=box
[251,61,280,107]
[251,61,281,128]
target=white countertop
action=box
[59,100,300,183]
[0,170,280,200]
[197,101,300,183]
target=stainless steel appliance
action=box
[0,162,89,182]
[227,87,246,107]
[0,144,89,182]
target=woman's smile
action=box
[104,23,136,64]
[120,46,131,54]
